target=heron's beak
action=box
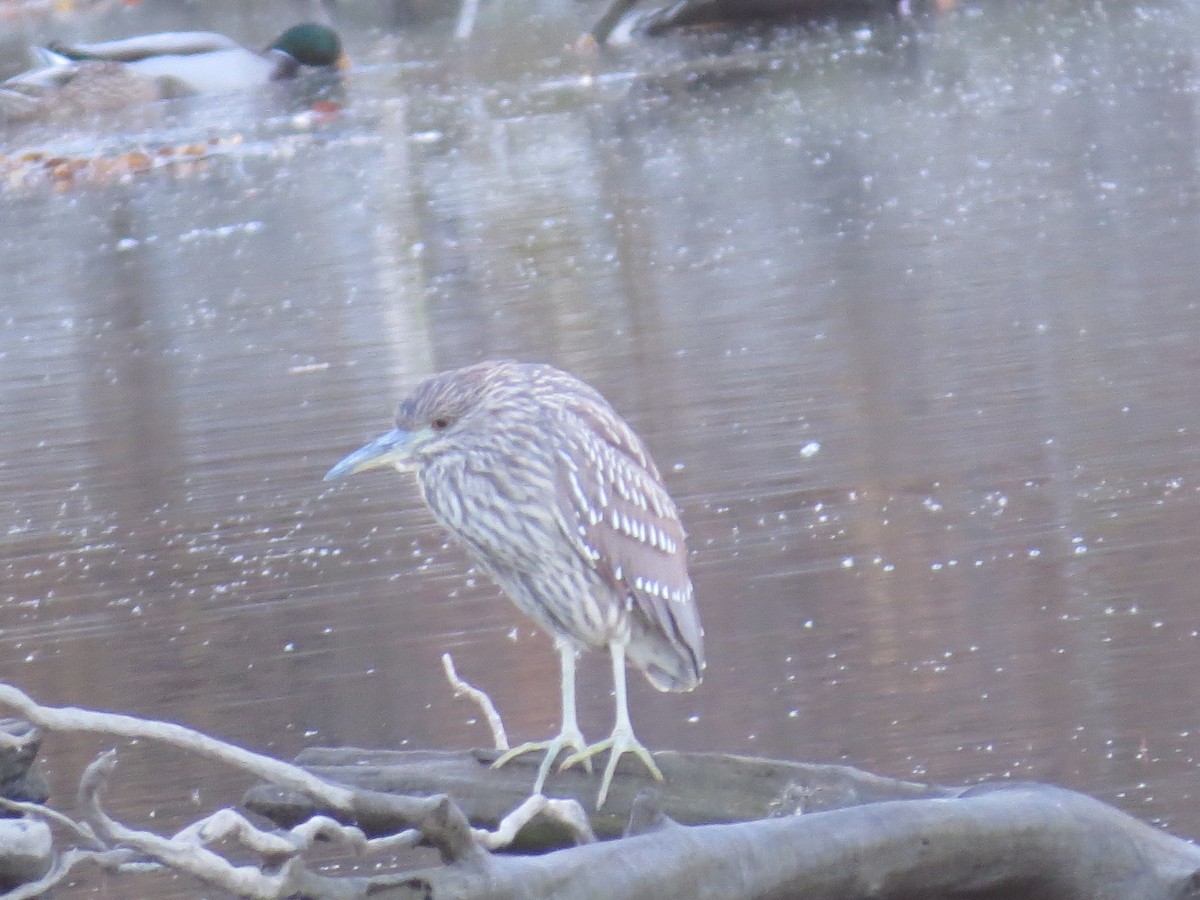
[324,428,414,481]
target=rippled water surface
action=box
[5,0,1200,893]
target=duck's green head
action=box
[269,24,347,69]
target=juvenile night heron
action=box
[325,360,704,806]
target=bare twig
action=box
[173,808,419,859]
[288,815,420,855]
[172,808,307,857]
[79,751,314,900]
[441,652,508,751]
[475,793,595,849]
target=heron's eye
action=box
[431,417,451,431]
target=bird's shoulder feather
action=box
[548,400,704,680]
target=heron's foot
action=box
[560,726,664,808]
[492,727,591,795]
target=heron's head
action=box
[323,361,533,481]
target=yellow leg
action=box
[561,641,663,807]
[492,639,590,794]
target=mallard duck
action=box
[0,23,346,122]
[45,23,348,94]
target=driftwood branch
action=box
[0,684,582,899]
[359,782,1200,900]
[3,681,1200,899]
[0,683,490,863]
[0,684,356,813]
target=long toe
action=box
[559,736,611,774]
[563,728,664,808]
[493,727,590,795]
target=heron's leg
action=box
[492,638,591,793]
[560,641,664,807]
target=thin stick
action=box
[475,793,595,849]
[441,653,509,751]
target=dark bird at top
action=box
[325,360,705,807]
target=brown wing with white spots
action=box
[550,393,705,692]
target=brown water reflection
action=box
[4,0,1200,891]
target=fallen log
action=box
[361,782,1200,900]
[244,747,949,845]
